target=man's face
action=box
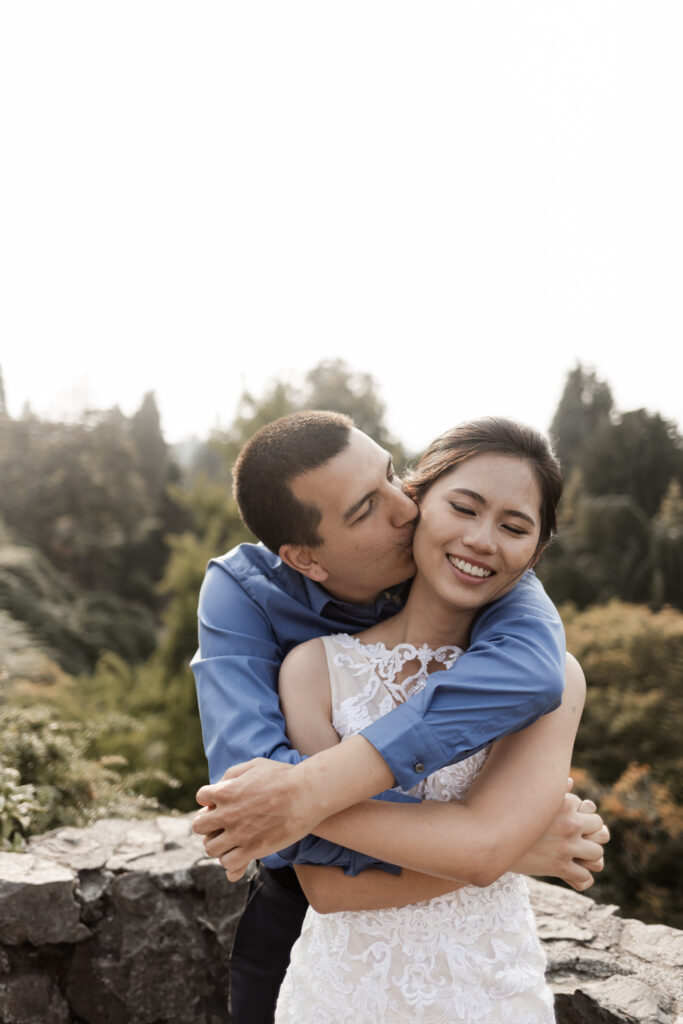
[285,428,418,604]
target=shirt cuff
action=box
[360,702,451,792]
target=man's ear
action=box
[279,544,329,584]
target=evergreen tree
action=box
[549,364,613,469]
[651,479,683,609]
[580,409,683,517]
[212,358,409,483]
[130,391,167,504]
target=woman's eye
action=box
[355,503,373,523]
[450,502,474,516]
[503,524,526,535]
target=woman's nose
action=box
[462,520,497,553]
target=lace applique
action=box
[331,632,462,704]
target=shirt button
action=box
[414,762,425,773]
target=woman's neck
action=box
[371,574,475,651]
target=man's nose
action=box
[389,484,418,527]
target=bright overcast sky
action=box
[1,2,681,454]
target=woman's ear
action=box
[279,544,329,584]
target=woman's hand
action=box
[511,784,609,891]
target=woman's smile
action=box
[446,553,495,583]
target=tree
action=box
[549,364,613,470]
[561,600,683,926]
[211,359,409,485]
[304,360,405,461]
[130,391,167,504]
[580,409,683,518]
[651,479,683,609]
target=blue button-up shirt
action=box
[191,543,565,872]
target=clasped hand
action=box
[193,761,610,892]
[193,758,313,881]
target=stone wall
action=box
[1,815,681,1024]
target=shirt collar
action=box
[303,575,409,621]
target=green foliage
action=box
[563,601,683,925]
[149,478,253,805]
[565,601,682,795]
[650,480,683,611]
[209,358,409,483]
[572,764,683,928]
[543,370,683,611]
[0,704,176,849]
[542,496,653,606]
[0,534,157,673]
[0,396,186,604]
[549,364,613,470]
[0,764,41,851]
[580,409,683,517]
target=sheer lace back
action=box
[275,634,555,1024]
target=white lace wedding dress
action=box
[274,634,555,1024]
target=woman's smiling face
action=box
[411,452,543,612]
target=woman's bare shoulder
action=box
[279,636,331,702]
[564,652,586,708]
[281,636,328,676]
[279,637,336,752]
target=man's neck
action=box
[319,577,408,608]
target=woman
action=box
[274,418,584,1023]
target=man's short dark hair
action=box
[232,410,354,553]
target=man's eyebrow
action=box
[449,487,537,527]
[342,455,393,523]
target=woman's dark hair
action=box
[405,417,563,556]
[232,410,354,553]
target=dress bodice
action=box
[324,632,490,800]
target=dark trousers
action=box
[229,864,308,1024]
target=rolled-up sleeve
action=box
[360,572,566,791]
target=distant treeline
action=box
[0,360,681,926]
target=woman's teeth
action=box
[447,555,493,578]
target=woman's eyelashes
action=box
[449,501,474,516]
[448,502,529,536]
[502,523,528,536]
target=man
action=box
[192,411,607,1022]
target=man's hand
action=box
[194,736,394,880]
[193,758,317,880]
[512,781,609,891]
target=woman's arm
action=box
[313,655,587,887]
